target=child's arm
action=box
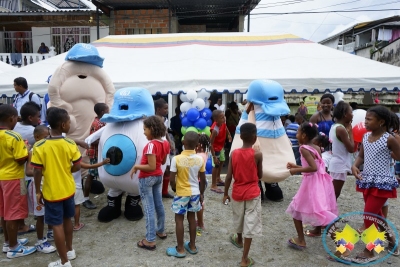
[388,135,400,161]
[25,151,34,177]
[33,168,44,206]
[169,171,177,192]
[351,144,364,180]
[287,147,317,174]
[223,157,233,204]
[254,151,263,180]
[81,158,110,169]
[226,125,232,143]
[199,171,206,204]
[73,139,89,150]
[130,154,156,178]
[336,124,354,153]
[71,161,81,173]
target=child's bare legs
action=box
[4,219,20,248]
[36,216,44,239]
[333,180,345,200]
[216,161,224,184]
[292,219,306,247]
[175,213,185,254]
[53,218,73,264]
[241,237,253,267]
[196,208,205,229]
[187,212,197,251]
[382,205,388,218]
[74,205,80,229]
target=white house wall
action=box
[90,26,109,42]
[32,27,51,53]
[320,37,339,49]
[355,47,372,59]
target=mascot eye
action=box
[102,134,136,176]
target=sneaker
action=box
[47,231,54,241]
[59,249,76,260]
[2,238,29,253]
[82,200,96,209]
[6,244,36,258]
[36,238,56,254]
[48,260,72,267]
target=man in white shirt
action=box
[214,98,225,111]
[13,77,41,117]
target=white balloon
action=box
[186,90,197,102]
[180,93,189,102]
[197,88,211,103]
[351,109,366,128]
[205,101,210,108]
[333,92,344,104]
[192,98,206,111]
[180,102,192,114]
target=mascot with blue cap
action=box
[86,88,154,222]
[230,80,295,201]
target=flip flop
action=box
[217,181,225,186]
[351,255,378,264]
[388,244,400,256]
[240,257,255,267]
[304,229,321,238]
[73,223,85,231]
[166,246,186,258]
[210,188,224,194]
[326,255,351,265]
[156,232,167,240]
[137,239,156,251]
[287,238,306,250]
[184,241,198,254]
[17,224,36,236]
[230,233,243,248]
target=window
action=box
[51,27,90,55]
[4,31,32,53]
[125,28,162,34]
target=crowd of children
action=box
[2,97,400,267]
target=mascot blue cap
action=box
[246,80,290,116]
[65,43,104,68]
[101,87,155,123]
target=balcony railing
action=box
[0,51,56,67]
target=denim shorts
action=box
[171,195,201,215]
[44,196,75,226]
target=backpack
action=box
[28,92,42,109]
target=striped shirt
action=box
[286,123,299,147]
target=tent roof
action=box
[0,61,16,74]
[0,32,399,97]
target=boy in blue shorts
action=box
[31,107,82,267]
[167,131,206,258]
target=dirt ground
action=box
[2,175,400,267]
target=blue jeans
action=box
[138,176,165,242]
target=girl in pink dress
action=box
[286,122,338,250]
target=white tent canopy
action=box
[0,61,16,74]
[0,32,399,97]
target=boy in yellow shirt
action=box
[31,107,81,267]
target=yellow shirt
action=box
[31,137,81,202]
[0,129,28,180]
[170,150,205,197]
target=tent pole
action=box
[247,12,250,32]
[96,7,100,40]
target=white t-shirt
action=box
[13,122,36,146]
[72,171,82,189]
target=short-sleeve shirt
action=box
[31,137,82,202]
[286,122,299,147]
[138,139,170,178]
[170,150,205,196]
[13,122,36,146]
[86,117,106,159]
[13,90,41,116]
[0,129,28,180]
[211,122,227,152]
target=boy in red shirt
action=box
[223,123,263,267]
[210,110,231,193]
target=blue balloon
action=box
[194,118,207,130]
[206,157,213,174]
[200,108,212,121]
[186,108,200,122]
[181,117,193,127]
[180,113,185,120]
[206,119,212,127]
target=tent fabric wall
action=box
[0,32,399,97]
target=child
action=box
[286,122,338,250]
[154,98,175,198]
[31,107,82,267]
[210,110,232,193]
[328,101,354,200]
[312,132,331,169]
[352,106,400,262]
[25,125,56,254]
[195,133,210,234]
[0,104,36,258]
[167,131,206,258]
[223,123,262,267]
[84,103,109,210]
[131,116,169,250]
[286,113,304,166]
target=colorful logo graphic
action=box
[322,212,399,266]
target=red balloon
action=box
[353,122,368,143]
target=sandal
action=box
[388,244,400,256]
[156,232,167,240]
[210,188,224,194]
[240,257,255,267]
[230,233,243,248]
[184,241,198,254]
[137,239,156,251]
[304,229,321,237]
[351,254,378,264]
[287,238,306,250]
[166,246,186,258]
[73,222,85,231]
[17,224,36,236]
[326,255,351,265]
[217,181,225,186]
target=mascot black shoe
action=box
[264,183,283,202]
[98,194,123,222]
[124,195,143,221]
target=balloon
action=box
[353,122,368,143]
[197,88,211,103]
[351,109,366,128]
[206,119,212,127]
[194,118,207,130]
[200,108,212,120]
[186,108,200,122]
[180,102,192,115]
[205,157,213,174]
[333,92,344,104]
[192,98,205,111]
[186,90,197,102]
[186,126,198,133]
[205,101,210,108]
[180,93,189,102]
[200,126,211,136]
[181,126,187,135]
[181,117,193,127]
[179,113,185,120]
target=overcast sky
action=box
[246,0,400,42]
